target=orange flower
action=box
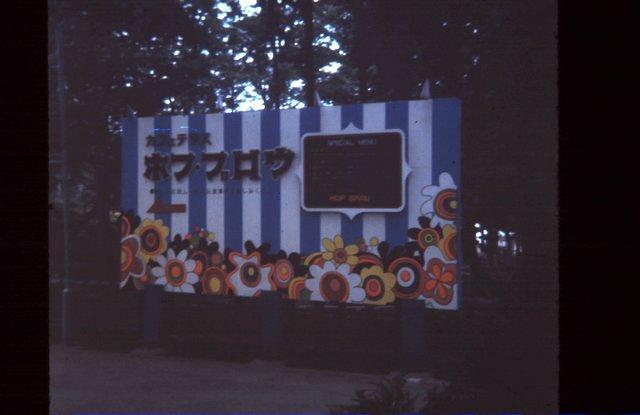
[424,257,456,305]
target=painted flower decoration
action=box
[360,266,396,305]
[121,215,132,238]
[185,226,215,250]
[305,261,365,303]
[134,268,156,289]
[407,216,442,254]
[120,234,145,289]
[135,218,170,262]
[355,237,380,254]
[322,235,359,266]
[226,251,275,297]
[201,266,227,295]
[152,248,199,293]
[272,259,295,289]
[423,246,457,306]
[189,250,209,277]
[420,172,457,228]
[388,257,426,300]
[288,276,310,301]
[437,224,457,261]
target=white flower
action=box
[305,261,365,303]
[152,248,199,294]
[420,172,458,228]
[226,252,275,297]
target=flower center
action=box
[166,260,186,286]
[333,248,347,263]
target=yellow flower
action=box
[135,218,170,262]
[321,235,359,266]
[360,265,396,305]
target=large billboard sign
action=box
[119,99,461,309]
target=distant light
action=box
[509,231,516,236]
[473,28,479,34]
[483,230,488,235]
[475,232,482,238]
[442,21,448,27]
[163,99,171,104]
[474,223,481,228]
[246,56,254,63]
[121,31,129,36]
[498,231,506,237]
[173,50,180,56]
[161,75,168,80]
[149,69,155,75]
[201,49,210,56]
[235,52,247,61]
[125,82,132,87]
[465,22,471,27]
[150,36,157,41]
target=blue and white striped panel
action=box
[205,113,225,249]
[121,99,460,258]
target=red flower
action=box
[424,258,456,305]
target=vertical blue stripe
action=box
[432,99,461,185]
[121,118,138,213]
[154,116,172,232]
[340,103,363,129]
[299,106,321,254]
[340,104,364,245]
[433,98,462,305]
[385,101,409,248]
[261,110,281,253]
[224,113,243,252]
[188,114,207,233]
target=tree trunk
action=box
[267,0,282,109]
[301,0,315,107]
[352,0,368,101]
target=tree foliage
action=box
[49,0,556,280]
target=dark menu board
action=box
[303,131,404,210]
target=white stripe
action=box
[361,103,386,243]
[279,109,301,253]
[171,116,189,238]
[318,106,342,249]
[407,100,432,231]
[205,113,225,250]
[242,111,262,246]
[137,117,155,221]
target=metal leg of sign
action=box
[143,284,164,346]
[62,288,75,346]
[260,291,283,359]
[401,299,428,371]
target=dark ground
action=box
[50,244,558,414]
[49,344,444,414]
